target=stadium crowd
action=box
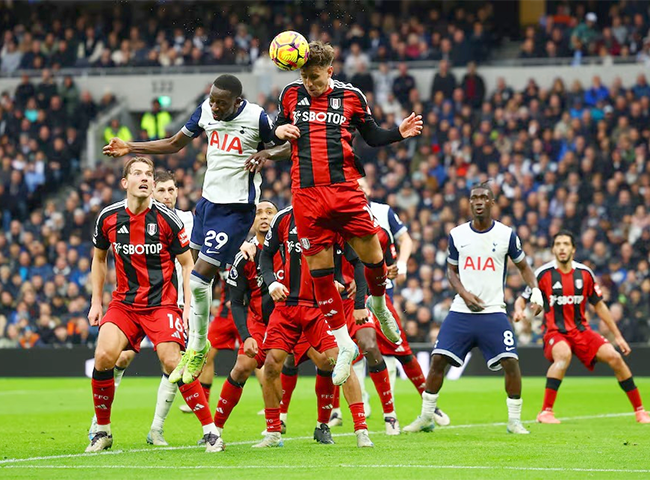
[1,54,650,350]
[0,1,499,74]
[522,2,650,63]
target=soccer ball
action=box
[269,31,310,71]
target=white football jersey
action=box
[447,220,525,314]
[369,201,407,243]
[174,209,194,307]
[182,99,273,204]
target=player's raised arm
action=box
[176,249,195,328]
[244,142,292,173]
[88,247,108,326]
[103,129,193,157]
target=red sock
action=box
[92,368,115,425]
[179,380,213,426]
[315,369,335,424]
[369,361,395,414]
[265,407,282,433]
[201,382,212,404]
[349,402,368,431]
[364,260,387,297]
[280,367,299,415]
[620,377,644,411]
[542,378,562,411]
[213,375,244,428]
[401,356,426,394]
[332,385,341,409]
[310,269,347,329]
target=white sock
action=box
[202,423,218,436]
[332,325,354,348]
[188,274,212,351]
[507,397,523,422]
[353,358,367,398]
[150,375,177,431]
[96,423,111,435]
[332,407,342,416]
[113,367,126,388]
[280,412,288,422]
[370,294,387,312]
[421,392,438,420]
[384,410,397,419]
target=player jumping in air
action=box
[514,230,650,424]
[103,75,284,384]
[404,184,544,435]
[271,41,423,385]
[87,158,222,453]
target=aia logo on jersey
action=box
[208,131,243,154]
[463,256,495,271]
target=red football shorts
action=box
[543,329,609,371]
[238,314,267,368]
[208,313,241,350]
[100,301,185,353]
[264,305,337,363]
[376,297,413,357]
[344,298,375,339]
[292,180,380,256]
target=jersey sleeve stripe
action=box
[96,199,127,222]
[153,200,184,230]
[270,205,293,229]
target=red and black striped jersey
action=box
[523,260,603,334]
[226,238,278,323]
[261,206,317,307]
[275,79,374,189]
[93,199,189,308]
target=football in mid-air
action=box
[269,31,310,71]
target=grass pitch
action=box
[0,375,649,479]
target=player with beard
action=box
[515,230,650,424]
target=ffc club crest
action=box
[147,223,158,236]
[330,98,340,110]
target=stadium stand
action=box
[0,1,649,351]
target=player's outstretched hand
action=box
[239,241,257,261]
[269,281,289,302]
[275,124,301,141]
[399,112,423,138]
[616,336,631,356]
[244,151,270,173]
[88,303,103,326]
[243,337,259,358]
[461,291,485,312]
[354,308,369,325]
[103,137,130,157]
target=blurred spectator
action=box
[104,118,133,144]
[141,99,171,140]
[431,60,457,99]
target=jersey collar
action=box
[469,219,495,234]
[224,99,247,122]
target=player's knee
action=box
[500,358,519,374]
[362,344,382,365]
[431,354,448,373]
[607,352,624,369]
[94,348,119,371]
[263,354,283,378]
[232,361,254,382]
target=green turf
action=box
[0,376,649,479]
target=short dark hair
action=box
[258,199,278,211]
[305,41,335,68]
[154,169,176,185]
[123,156,154,179]
[213,74,243,97]
[470,182,493,198]
[552,230,576,247]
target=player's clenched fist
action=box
[243,337,259,358]
[88,303,103,326]
[103,137,131,157]
[398,112,424,138]
[269,281,289,302]
[275,124,301,140]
